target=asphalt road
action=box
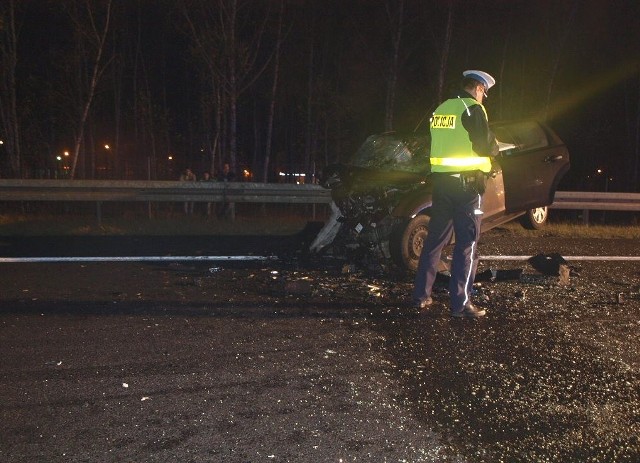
[0,230,639,462]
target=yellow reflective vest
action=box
[429,97,493,173]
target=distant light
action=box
[104,144,110,150]
[56,155,62,161]
[64,151,69,157]
[168,155,173,161]
[0,140,4,145]
[596,169,603,174]
[278,172,306,176]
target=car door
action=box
[481,168,505,219]
[492,121,570,212]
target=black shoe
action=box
[412,297,433,310]
[450,303,486,318]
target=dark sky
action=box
[3,0,640,189]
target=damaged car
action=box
[310,120,570,272]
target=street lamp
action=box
[100,143,112,178]
[596,168,612,192]
[62,151,71,176]
[55,153,65,178]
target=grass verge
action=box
[489,220,640,239]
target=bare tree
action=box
[199,75,222,178]
[435,1,454,105]
[262,0,284,182]
[65,0,113,179]
[383,0,405,132]
[109,34,124,179]
[541,0,580,121]
[184,0,272,177]
[132,9,162,181]
[304,9,316,180]
[0,0,21,177]
[634,70,640,191]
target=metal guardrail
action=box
[551,191,640,211]
[0,179,332,204]
[550,191,640,224]
[0,180,638,213]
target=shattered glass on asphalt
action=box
[0,233,638,462]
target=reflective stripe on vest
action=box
[430,156,492,169]
[429,97,492,173]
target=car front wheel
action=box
[389,214,431,272]
[520,206,548,230]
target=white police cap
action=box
[463,70,496,91]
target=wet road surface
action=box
[0,231,639,462]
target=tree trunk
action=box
[0,0,21,177]
[384,0,404,132]
[263,0,284,183]
[112,47,122,179]
[541,0,579,121]
[211,82,222,176]
[70,0,113,179]
[436,1,454,105]
[634,71,640,191]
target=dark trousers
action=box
[412,173,482,311]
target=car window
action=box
[492,121,549,154]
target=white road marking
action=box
[481,255,640,261]
[0,255,637,263]
[0,255,276,263]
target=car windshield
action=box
[350,133,431,173]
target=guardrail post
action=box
[582,209,589,226]
[96,201,103,227]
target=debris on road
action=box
[558,264,571,285]
[527,252,580,276]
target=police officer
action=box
[412,70,499,318]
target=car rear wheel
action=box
[520,206,548,230]
[389,215,430,272]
